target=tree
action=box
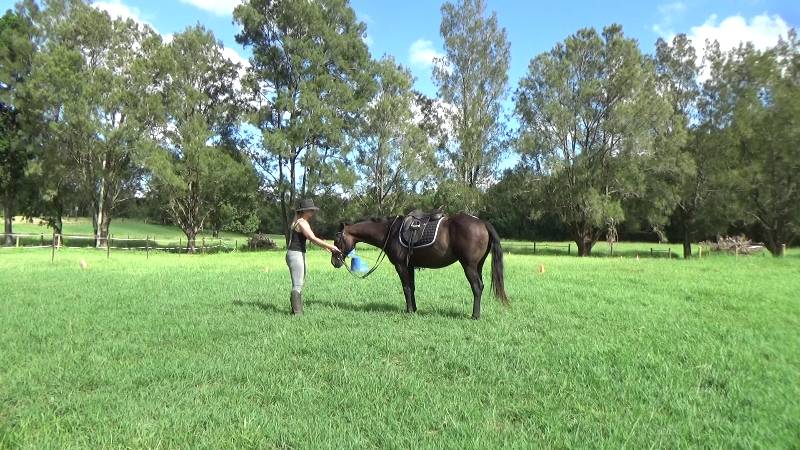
[352,56,437,216]
[648,34,706,258]
[233,0,375,243]
[0,9,36,245]
[433,0,510,209]
[721,32,800,256]
[206,126,262,238]
[147,25,253,253]
[28,0,158,246]
[482,167,538,240]
[514,25,678,256]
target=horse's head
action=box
[331,222,355,268]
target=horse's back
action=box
[440,214,491,255]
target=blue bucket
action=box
[351,256,368,272]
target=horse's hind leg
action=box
[461,261,484,319]
[395,263,417,313]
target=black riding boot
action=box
[290,290,303,315]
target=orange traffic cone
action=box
[539,264,545,273]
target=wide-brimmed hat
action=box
[295,198,320,212]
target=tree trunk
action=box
[682,233,692,259]
[52,215,63,236]
[681,210,692,259]
[51,196,65,236]
[99,211,111,249]
[571,220,598,256]
[3,192,13,247]
[93,184,105,247]
[185,229,197,254]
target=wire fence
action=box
[0,232,238,259]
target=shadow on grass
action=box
[232,300,281,313]
[309,299,400,314]
[308,299,468,319]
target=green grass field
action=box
[2,241,799,448]
[3,216,257,251]
[4,216,249,240]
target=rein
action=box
[337,216,399,279]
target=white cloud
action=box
[219,45,250,97]
[221,46,248,68]
[688,13,790,53]
[653,2,686,39]
[93,0,152,28]
[409,39,444,69]
[178,0,241,17]
[654,12,791,80]
[658,2,686,16]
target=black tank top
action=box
[287,220,307,252]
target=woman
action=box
[285,198,339,315]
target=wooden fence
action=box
[534,242,571,255]
[1,232,238,260]
[650,247,673,258]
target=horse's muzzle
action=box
[331,252,345,268]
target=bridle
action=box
[334,216,399,279]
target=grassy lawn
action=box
[1,245,798,448]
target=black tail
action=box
[485,221,509,306]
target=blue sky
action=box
[3,0,796,98]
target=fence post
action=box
[782,244,787,256]
[610,244,614,257]
[179,237,182,256]
[15,234,19,247]
[40,234,43,247]
[650,248,654,257]
[699,245,702,258]
[107,235,111,259]
[668,248,672,259]
[568,243,571,255]
[202,237,206,254]
[146,235,150,259]
[51,232,56,263]
[533,242,537,254]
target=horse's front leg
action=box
[394,263,417,313]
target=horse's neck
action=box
[348,218,396,248]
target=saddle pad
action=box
[399,217,442,249]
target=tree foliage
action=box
[716,31,800,256]
[433,0,510,205]
[514,25,681,255]
[351,56,438,216]
[0,9,36,245]
[233,0,374,242]
[26,0,159,246]
[147,26,256,253]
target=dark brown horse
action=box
[331,213,509,319]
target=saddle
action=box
[400,205,445,249]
